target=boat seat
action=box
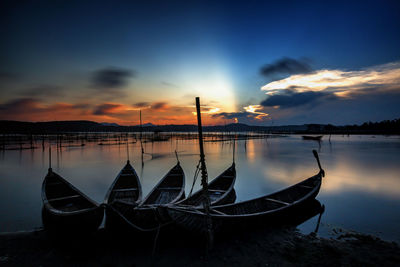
[264,197,290,206]
[210,208,226,215]
[158,187,180,190]
[48,195,81,202]
[208,189,225,193]
[113,188,138,192]
[299,185,313,189]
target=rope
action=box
[188,159,201,197]
[100,203,173,232]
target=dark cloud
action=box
[0,98,91,120]
[91,67,134,89]
[211,111,269,124]
[20,85,63,97]
[161,81,179,88]
[0,98,38,115]
[212,111,254,119]
[260,58,311,78]
[93,103,122,115]
[260,90,336,108]
[0,72,19,82]
[151,102,169,110]
[133,102,150,108]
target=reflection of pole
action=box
[195,97,213,250]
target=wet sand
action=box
[1,227,399,266]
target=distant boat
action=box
[302,135,323,141]
[41,168,103,232]
[104,160,142,229]
[176,163,236,207]
[106,162,185,231]
[167,150,324,233]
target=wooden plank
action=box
[264,197,290,206]
[113,188,138,192]
[48,195,81,202]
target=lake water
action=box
[1,134,400,242]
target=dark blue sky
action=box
[1,0,400,125]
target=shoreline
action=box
[1,227,399,266]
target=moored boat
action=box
[167,150,325,234]
[104,160,142,229]
[41,168,104,233]
[105,161,185,232]
[302,135,323,141]
[176,163,236,207]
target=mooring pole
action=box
[195,97,213,251]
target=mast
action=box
[195,97,213,249]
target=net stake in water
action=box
[195,97,213,250]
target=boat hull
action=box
[168,172,323,234]
[42,206,104,233]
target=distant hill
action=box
[0,119,399,134]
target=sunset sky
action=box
[1,0,400,125]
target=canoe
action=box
[302,135,323,141]
[105,162,185,232]
[104,160,142,205]
[167,150,324,233]
[104,160,142,229]
[141,162,185,206]
[41,168,103,232]
[176,163,236,207]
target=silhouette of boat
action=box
[104,160,142,229]
[41,168,103,232]
[302,135,323,141]
[167,150,324,233]
[105,161,186,232]
[177,163,236,207]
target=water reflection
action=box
[0,134,399,242]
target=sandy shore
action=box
[1,226,399,266]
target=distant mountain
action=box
[141,123,155,127]
[100,122,120,127]
[0,118,399,134]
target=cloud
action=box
[0,72,19,82]
[261,61,400,97]
[19,85,64,97]
[161,81,179,88]
[260,57,311,78]
[0,98,91,121]
[260,89,336,108]
[93,103,123,115]
[91,67,134,89]
[151,101,169,111]
[258,61,400,110]
[133,102,150,108]
[212,105,269,123]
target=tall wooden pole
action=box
[195,97,213,250]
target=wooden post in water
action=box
[195,97,213,250]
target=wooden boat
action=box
[176,163,236,207]
[105,162,185,232]
[41,168,104,232]
[104,160,142,229]
[167,150,325,234]
[302,135,323,141]
[104,160,142,205]
[141,162,185,206]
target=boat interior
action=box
[141,166,184,205]
[45,174,95,212]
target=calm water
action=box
[1,134,400,242]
